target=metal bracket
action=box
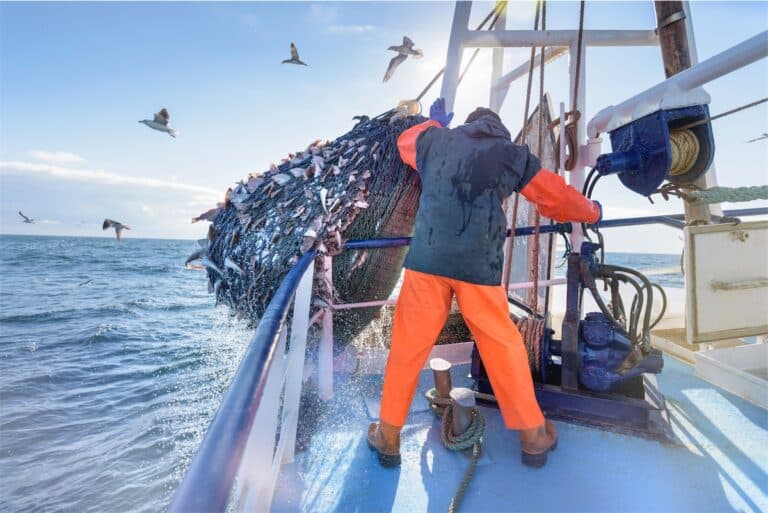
[658,10,686,29]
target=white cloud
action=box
[141,205,154,215]
[29,150,87,165]
[0,160,221,199]
[328,24,374,33]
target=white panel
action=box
[685,221,768,343]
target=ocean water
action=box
[0,235,250,513]
[0,235,683,513]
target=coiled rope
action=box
[425,389,486,513]
[517,315,546,373]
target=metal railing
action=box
[168,250,316,513]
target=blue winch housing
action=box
[595,105,715,196]
[579,312,664,393]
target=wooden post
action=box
[654,1,712,225]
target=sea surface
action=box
[0,235,683,513]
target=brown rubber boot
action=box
[367,421,402,467]
[519,419,558,468]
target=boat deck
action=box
[271,356,767,513]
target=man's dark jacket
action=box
[402,116,541,285]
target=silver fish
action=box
[201,257,224,276]
[185,248,204,267]
[192,207,221,224]
[319,187,329,213]
[271,173,292,185]
[245,176,264,193]
[224,257,245,276]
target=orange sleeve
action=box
[397,120,442,170]
[521,169,601,223]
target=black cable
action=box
[583,272,633,339]
[582,167,597,196]
[581,167,600,239]
[601,264,654,350]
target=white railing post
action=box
[318,255,334,400]
[489,2,507,112]
[282,264,315,464]
[441,1,472,112]
[568,39,587,252]
[236,324,290,512]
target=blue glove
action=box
[429,97,454,128]
[592,200,603,223]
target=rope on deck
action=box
[425,389,486,513]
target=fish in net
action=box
[189,114,426,344]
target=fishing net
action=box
[191,114,426,344]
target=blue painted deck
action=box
[272,357,768,513]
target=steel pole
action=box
[654,1,712,224]
[430,358,453,400]
[489,2,507,112]
[450,388,476,436]
[568,39,587,251]
[441,2,472,112]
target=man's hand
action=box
[429,97,454,128]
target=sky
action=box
[1,1,766,253]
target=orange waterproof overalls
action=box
[379,120,601,430]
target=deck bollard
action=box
[430,357,453,400]
[449,387,476,436]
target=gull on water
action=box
[383,36,423,82]
[282,43,308,66]
[18,211,34,224]
[103,219,131,241]
[139,108,177,138]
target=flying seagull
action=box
[747,132,768,143]
[103,219,131,241]
[18,211,34,224]
[383,36,423,82]
[139,108,177,138]
[282,43,308,66]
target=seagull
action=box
[383,36,423,82]
[18,211,34,224]
[747,132,768,143]
[282,43,308,66]
[139,108,177,138]
[103,219,131,241]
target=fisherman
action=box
[368,98,602,468]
